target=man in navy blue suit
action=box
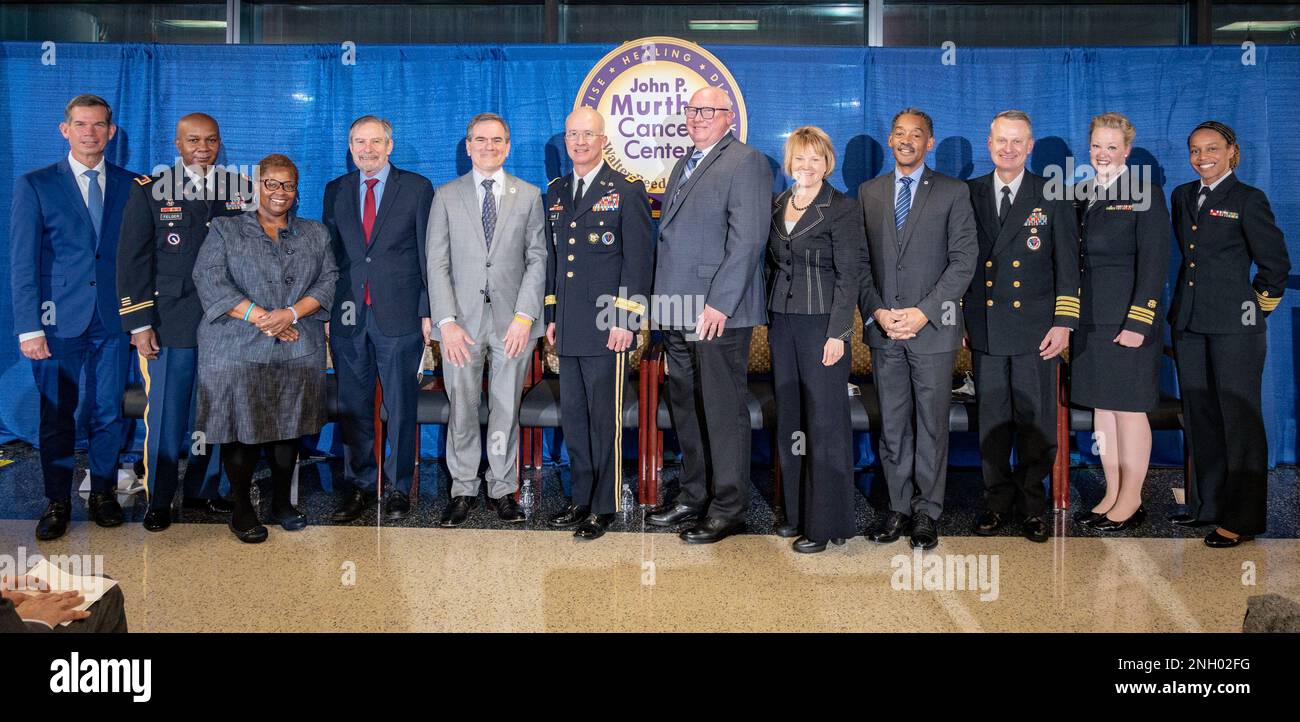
[9,94,137,540]
[323,115,434,523]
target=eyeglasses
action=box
[470,136,508,147]
[261,179,297,192]
[684,106,730,120]
[564,131,602,142]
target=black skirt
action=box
[1069,325,1162,412]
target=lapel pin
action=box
[509,186,517,194]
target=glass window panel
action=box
[883,2,1186,47]
[246,2,546,44]
[0,3,227,43]
[561,3,866,46]
[1212,3,1300,44]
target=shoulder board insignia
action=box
[548,177,562,187]
[134,175,153,186]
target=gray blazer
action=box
[426,171,547,342]
[193,212,338,362]
[653,133,773,329]
[857,167,977,353]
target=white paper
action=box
[23,558,118,627]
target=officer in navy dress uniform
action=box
[1068,112,1170,533]
[964,111,1079,543]
[116,113,247,531]
[1169,121,1290,548]
[543,108,652,540]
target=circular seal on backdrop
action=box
[574,36,749,211]
[166,233,181,246]
[601,231,615,245]
[1026,236,1042,251]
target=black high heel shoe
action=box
[1073,509,1106,525]
[1093,506,1147,532]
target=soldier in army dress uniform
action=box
[543,107,652,540]
[116,113,249,531]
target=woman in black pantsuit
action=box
[1170,121,1290,548]
[1069,112,1170,532]
[767,126,863,553]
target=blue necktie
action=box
[84,168,103,240]
[673,149,705,205]
[894,175,913,236]
[480,178,496,251]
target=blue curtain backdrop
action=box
[1,43,1296,466]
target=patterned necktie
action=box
[895,176,913,235]
[481,178,496,251]
[673,149,705,205]
[998,185,1012,225]
[84,168,103,239]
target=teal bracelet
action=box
[242,304,256,322]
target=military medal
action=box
[588,232,599,244]
[166,232,181,246]
[601,231,615,245]
[1026,236,1041,251]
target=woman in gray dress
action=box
[194,153,337,543]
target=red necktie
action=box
[363,177,378,305]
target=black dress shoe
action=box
[1093,506,1147,532]
[774,523,800,538]
[87,492,124,528]
[383,490,411,522]
[868,511,911,544]
[183,496,235,514]
[549,504,590,529]
[487,493,526,522]
[646,503,702,528]
[1073,510,1107,526]
[439,495,476,527]
[36,500,72,541]
[272,504,307,531]
[1022,516,1049,543]
[1170,513,1213,528]
[680,516,746,544]
[973,510,1006,536]
[910,513,939,550]
[143,508,171,533]
[792,536,846,554]
[329,488,373,523]
[1204,529,1254,548]
[574,513,615,540]
[228,518,268,544]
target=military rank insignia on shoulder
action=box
[134,175,153,186]
[548,177,563,187]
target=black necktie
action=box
[1197,185,1210,212]
[998,186,1012,225]
[573,178,585,207]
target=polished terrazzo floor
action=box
[2,443,1297,631]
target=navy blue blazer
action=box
[9,157,135,338]
[322,164,434,338]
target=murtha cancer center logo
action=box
[574,36,748,216]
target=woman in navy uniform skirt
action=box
[1170,121,1290,548]
[1070,113,1169,532]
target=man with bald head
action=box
[117,112,247,531]
[647,86,773,544]
[543,107,651,540]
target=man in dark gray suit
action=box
[646,87,773,544]
[858,108,977,551]
[426,112,547,527]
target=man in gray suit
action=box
[426,112,547,527]
[646,87,773,544]
[858,108,977,551]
